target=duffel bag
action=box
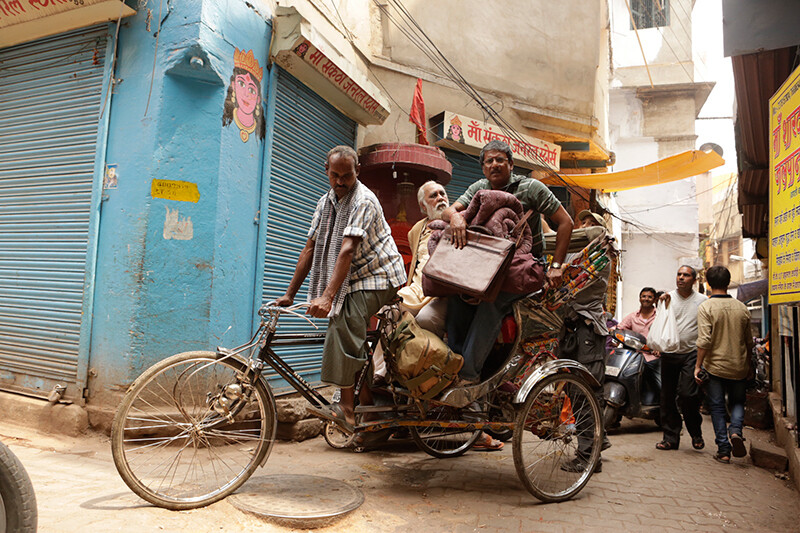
[386,312,463,399]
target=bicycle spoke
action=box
[112,353,275,508]
[514,374,601,502]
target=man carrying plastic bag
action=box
[650,265,707,452]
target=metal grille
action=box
[0,26,108,398]
[259,69,356,390]
[630,0,670,29]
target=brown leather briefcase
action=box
[421,227,515,302]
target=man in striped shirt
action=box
[277,145,406,430]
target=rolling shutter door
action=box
[0,26,108,399]
[442,148,484,204]
[259,69,356,390]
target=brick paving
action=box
[1,415,798,532]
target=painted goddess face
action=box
[223,49,265,143]
[234,72,259,124]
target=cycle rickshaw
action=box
[110,232,614,509]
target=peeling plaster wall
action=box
[609,0,695,87]
[89,0,272,403]
[608,0,703,319]
[361,0,610,146]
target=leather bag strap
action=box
[511,210,534,247]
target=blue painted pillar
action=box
[89,0,272,402]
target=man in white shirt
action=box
[655,265,707,451]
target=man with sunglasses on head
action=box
[440,140,573,386]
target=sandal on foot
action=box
[472,432,504,452]
[692,436,705,450]
[713,453,731,464]
[730,434,747,457]
[307,403,354,433]
[655,440,678,451]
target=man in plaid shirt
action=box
[277,145,406,431]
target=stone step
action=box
[750,438,789,471]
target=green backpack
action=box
[386,312,464,400]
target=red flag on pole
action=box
[409,78,428,145]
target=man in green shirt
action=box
[695,265,754,464]
[441,140,573,384]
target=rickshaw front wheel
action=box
[513,372,601,502]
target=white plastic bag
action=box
[647,300,680,353]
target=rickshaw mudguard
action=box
[513,359,601,405]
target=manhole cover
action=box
[228,474,364,529]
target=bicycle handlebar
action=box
[259,301,319,329]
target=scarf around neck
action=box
[309,182,360,317]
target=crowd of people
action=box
[616,264,754,464]
[276,139,755,466]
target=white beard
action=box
[425,203,447,220]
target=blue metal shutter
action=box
[442,148,484,203]
[260,69,356,390]
[0,26,108,399]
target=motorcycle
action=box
[603,329,661,428]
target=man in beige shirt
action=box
[695,265,754,464]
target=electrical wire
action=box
[668,0,710,70]
[144,0,165,117]
[99,2,127,120]
[653,0,694,63]
[621,178,726,214]
[372,0,709,250]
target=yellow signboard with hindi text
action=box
[769,64,800,304]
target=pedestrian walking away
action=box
[694,265,754,464]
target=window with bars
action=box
[630,0,669,29]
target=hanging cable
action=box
[371,0,710,247]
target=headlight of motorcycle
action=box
[614,329,646,351]
[625,336,646,351]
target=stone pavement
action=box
[1,415,798,532]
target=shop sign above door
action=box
[271,5,390,126]
[769,63,800,304]
[0,0,135,49]
[432,110,561,171]
[292,39,386,123]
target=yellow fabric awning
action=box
[541,149,725,192]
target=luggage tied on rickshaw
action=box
[385,312,463,399]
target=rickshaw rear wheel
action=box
[410,405,481,459]
[513,372,601,502]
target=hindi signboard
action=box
[433,111,561,171]
[1,0,135,48]
[769,64,800,304]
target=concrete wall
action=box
[608,0,706,318]
[610,0,694,86]
[359,0,610,149]
[610,89,700,317]
[88,0,273,402]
